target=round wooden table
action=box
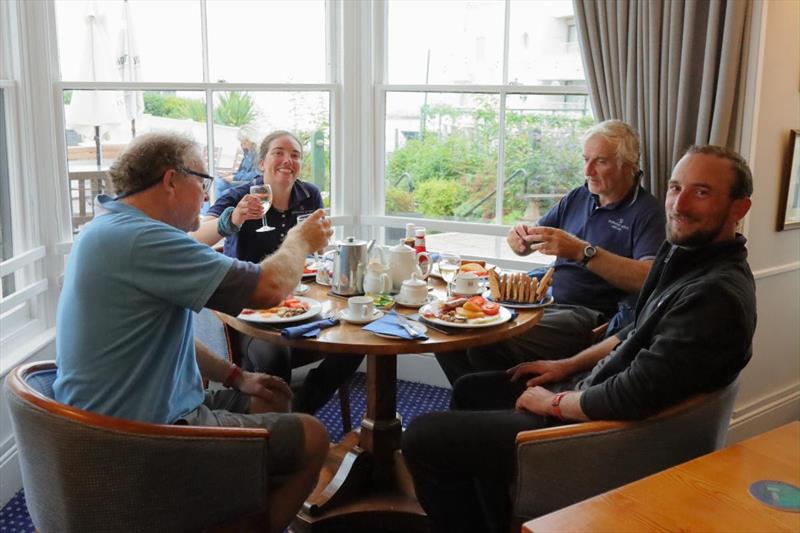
[217,279,544,532]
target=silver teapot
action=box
[330,237,375,296]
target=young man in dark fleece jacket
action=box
[402,145,756,533]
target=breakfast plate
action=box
[482,290,555,310]
[238,296,322,324]
[418,302,512,329]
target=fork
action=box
[323,310,342,321]
[395,313,422,338]
[405,313,451,335]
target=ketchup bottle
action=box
[414,228,427,254]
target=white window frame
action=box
[0,0,65,372]
[54,1,353,237]
[0,0,590,368]
[363,0,589,267]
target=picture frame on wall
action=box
[777,129,800,231]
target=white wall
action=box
[728,0,800,442]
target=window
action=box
[0,89,13,297]
[1,0,55,370]
[55,0,333,233]
[377,0,592,264]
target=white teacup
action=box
[398,276,428,305]
[347,295,374,320]
[453,272,480,294]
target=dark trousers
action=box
[402,371,557,533]
[435,304,603,385]
[239,334,363,415]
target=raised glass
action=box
[250,183,274,233]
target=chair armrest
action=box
[515,419,629,446]
[6,363,271,532]
[514,386,737,520]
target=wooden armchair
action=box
[512,381,739,524]
[4,361,272,533]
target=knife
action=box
[395,313,421,338]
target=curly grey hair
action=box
[109,133,202,197]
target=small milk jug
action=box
[363,260,392,295]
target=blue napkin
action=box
[281,318,339,339]
[362,310,429,340]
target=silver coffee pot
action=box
[330,237,375,296]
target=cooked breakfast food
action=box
[488,267,554,303]
[423,296,501,324]
[459,261,488,276]
[241,297,310,318]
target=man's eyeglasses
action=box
[177,167,214,193]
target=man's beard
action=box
[666,211,728,247]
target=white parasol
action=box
[117,0,144,137]
[67,0,124,169]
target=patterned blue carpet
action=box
[0,372,450,531]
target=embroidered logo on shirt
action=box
[608,218,630,232]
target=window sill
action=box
[0,327,56,378]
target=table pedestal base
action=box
[291,432,432,533]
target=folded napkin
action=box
[281,318,339,339]
[362,310,429,340]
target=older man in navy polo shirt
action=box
[436,119,665,383]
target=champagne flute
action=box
[438,253,461,298]
[250,184,274,232]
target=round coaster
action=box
[748,480,800,512]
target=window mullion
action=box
[496,91,507,225]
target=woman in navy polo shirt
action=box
[193,131,362,416]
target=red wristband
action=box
[223,365,242,389]
[551,392,568,421]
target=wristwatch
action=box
[581,244,597,266]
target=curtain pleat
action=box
[573,0,749,200]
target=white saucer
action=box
[451,284,484,296]
[394,294,436,308]
[341,309,384,325]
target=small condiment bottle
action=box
[404,223,416,248]
[414,228,427,254]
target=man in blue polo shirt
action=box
[54,132,334,533]
[436,120,665,384]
